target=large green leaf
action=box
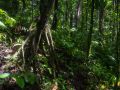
[0,73,10,79]
[15,76,25,88]
[0,21,6,28]
[0,9,16,28]
[24,72,36,85]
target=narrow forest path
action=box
[0,42,11,73]
[0,42,22,90]
[0,42,20,74]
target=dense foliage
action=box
[0,0,120,90]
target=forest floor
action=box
[1,42,120,90]
[0,42,16,74]
[0,42,21,90]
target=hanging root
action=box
[11,23,58,76]
[11,23,36,70]
[44,24,58,78]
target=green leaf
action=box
[0,73,10,79]
[15,76,25,88]
[24,72,36,85]
[0,21,6,28]
[48,68,52,75]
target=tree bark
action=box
[114,0,120,89]
[85,0,88,31]
[52,0,59,30]
[22,0,55,72]
[99,7,104,36]
[86,0,94,58]
[75,0,82,28]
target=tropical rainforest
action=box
[0,0,120,90]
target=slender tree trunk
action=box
[112,0,116,42]
[86,0,94,58]
[69,2,73,28]
[65,1,67,21]
[99,6,104,36]
[21,0,26,11]
[85,0,88,31]
[114,0,120,89]
[64,0,69,25]
[75,0,81,28]
[70,12,73,27]
[98,2,105,46]
[80,0,85,31]
[52,0,58,30]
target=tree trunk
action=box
[22,0,55,72]
[86,0,94,58]
[114,0,120,89]
[85,0,88,31]
[52,0,58,30]
[99,7,104,36]
[64,0,69,25]
[75,0,82,28]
